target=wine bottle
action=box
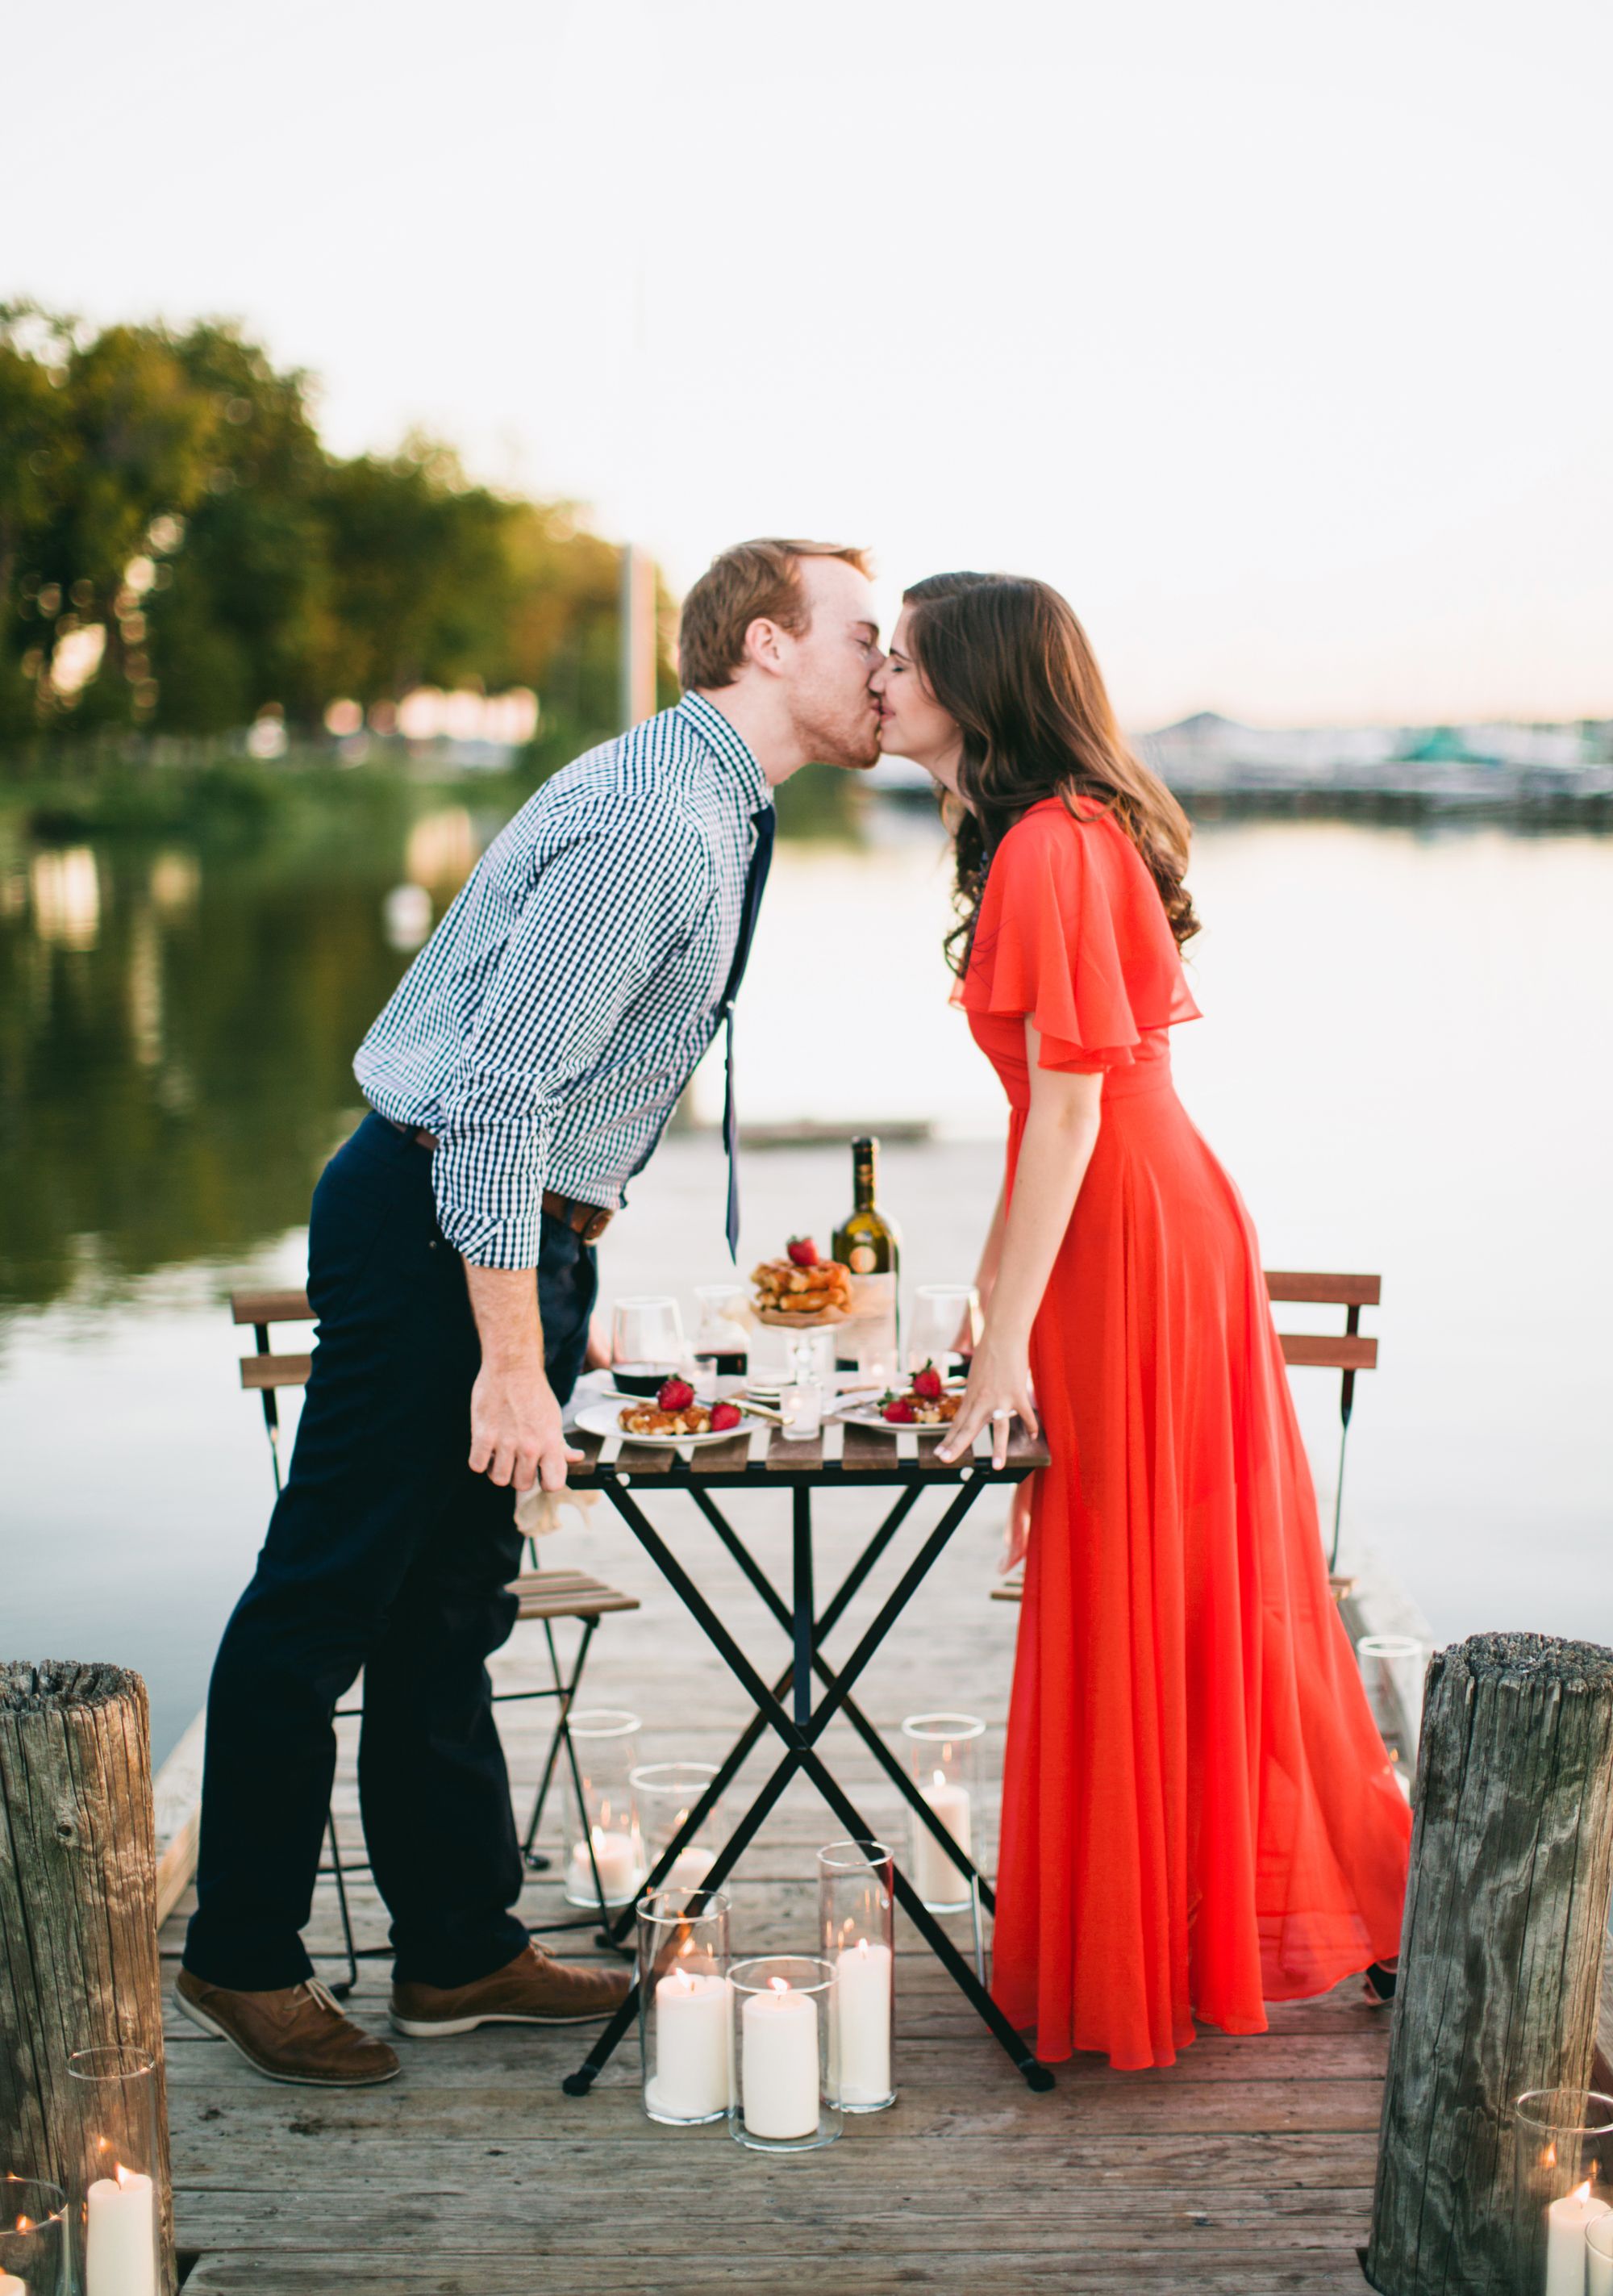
[833,1135,901,1376]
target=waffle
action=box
[751,1254,854,1325]
[617,1403,714,1436]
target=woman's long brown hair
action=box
[902,574,1200,973]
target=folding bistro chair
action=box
[231,1287,640,1992]
[993,1267,1381,1602]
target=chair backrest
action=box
[231,1288,315,1489]
[1264,1271,1379,1376]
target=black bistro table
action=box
[558,1406,1056,2096]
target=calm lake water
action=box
[2,786,1611,1764]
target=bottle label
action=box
[848,1244,878,1275]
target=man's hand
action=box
[463,1261,582,1493]
[469,1357,581,1493]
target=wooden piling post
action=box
[0,1661,177,2294]
[1367,1632,1613,2295]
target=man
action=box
[177,539,883,2085]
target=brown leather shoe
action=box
[390,1941,630,2036]
[175,1968,401,2087]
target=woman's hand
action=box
[936,1329,1038,1470]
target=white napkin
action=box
[514,1484,602,1538]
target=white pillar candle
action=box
[1545,2181,1610,2296]
[85,2165,157,2296]
[741,1979,820,2140]
[665,1844,716,1889]
[645,1968,731,2120]
[911,1769,973,1904]
[569,1826,642,1903]
[1591,2227,1613,2296]
[0,2273,28,2296]
[834,1937,894,2105]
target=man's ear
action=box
[741,616,788,676]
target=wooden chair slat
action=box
[1264,1270,1381,1307]
[1279,1334,1378,1371]
[231,1288,313,1326]
[240,1355,313,1391]
[512,1583,640,1621]
[991,1577,1025,1604]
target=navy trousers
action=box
[185,1113,597,1990]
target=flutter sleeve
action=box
[958,803,1200,1071]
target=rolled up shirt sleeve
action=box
[431,807,703,1267]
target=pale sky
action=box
[7,0,1610,724]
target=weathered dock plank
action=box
[160,1474,1390,2291]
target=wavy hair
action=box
[902,573,1200,973]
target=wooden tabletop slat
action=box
[614,1441,673,1476]
[686,1434,752,1476]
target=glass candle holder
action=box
[563,1710,646,1906]
[728,1957,841,2153]
[779,1381,823,1443]
[1586,2210,1613,2296]
[637,1887,732,2125]
[902,1712,985,1912]
[817,1840,895,2113]
[1512,2089,1613,2296]
[1357,1633,1428,1768]
[631,1762,725,1890]
[0,2177,69,2296]
[66,2045,162,2296]
[611,1296,688,1393]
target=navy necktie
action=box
[720,806,775,1259]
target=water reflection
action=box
[0,824,413,1313]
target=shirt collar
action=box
[675,691,773,816]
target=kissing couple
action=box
[177,539,1409,2087]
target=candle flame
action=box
[115,2162,140,2190]
[673,1967,697,1994]
[1573,2178,1594,2204]
[932,1768,946,1790]
[1544,2142,1558,2169]
[857,1937,870,1960]
[590,1823,606,1849]
[17,2215,34,2233]
[769,1976,791,1995]
[678,1935,694,1957]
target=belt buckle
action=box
[580,1206,611,1246]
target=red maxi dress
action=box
[965,798,1411,2072]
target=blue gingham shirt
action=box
[354,692,772,1268]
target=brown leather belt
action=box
[385,1118,615,1244]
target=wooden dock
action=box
[160,1481,1390,2294]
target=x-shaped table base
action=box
[561,1467,1055,2096]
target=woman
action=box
[871,574,1410,2073]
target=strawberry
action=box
[786,1235,819,1267]
[656,1376,695,1412]
[882,1396,916,1423]
[911,1360,944,1401]
[710,1401,742,1433]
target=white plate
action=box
[574,1401,746,1450]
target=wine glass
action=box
[611,1296,688,1394]
[907,1284,981,1380]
